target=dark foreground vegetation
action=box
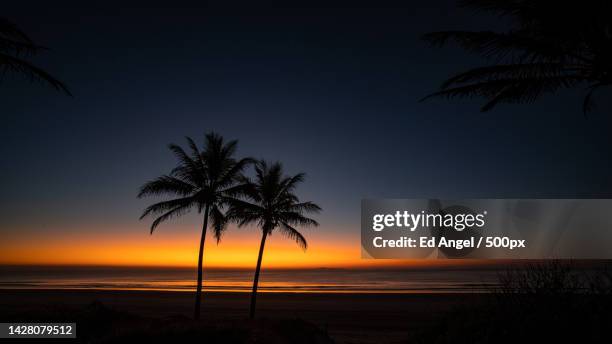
[408,262,612,344]
[2,301,334,344]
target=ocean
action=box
[0,265,502,293]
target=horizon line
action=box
[0,260,555,271]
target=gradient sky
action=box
[3,1,612,267]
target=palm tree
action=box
[421,0,612,115]
[1,17,70,95]
[227,161,321,319]
[138,132,252,320]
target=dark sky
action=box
[3,1,612,240]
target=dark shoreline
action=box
[2,288,610,343]
[0,288,484,317]
[0,289,486,343]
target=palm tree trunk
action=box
[194,203,210,320]
[249,229,269,319]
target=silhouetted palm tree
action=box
[138,132,252,320]
[0,18,70,95]
[227,161,321,319]
[421,0,612,115]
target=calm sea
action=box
[0,266,502,293]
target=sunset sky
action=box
[3,1,612,269]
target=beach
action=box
[0,289,484,343]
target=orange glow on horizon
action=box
[1,224,353,268]
[0,224,490,269]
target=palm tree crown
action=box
[138,132,251,239]
[1,18,70,95]
[229,161,321,249]
[421,0,612,114]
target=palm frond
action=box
[139,196,194,220]
[438,63,584,89]
[168,143,206,186]
[219,182,252,202]
[168,144,198,173]
[0,17,39,55]
[0,18,71,95]
[581,82,610,117]
[458,0,533,17]
[221,139,238,159]
[287,201,322,214]
[421,0,610,113]
[421,75,586,112]
[209,205,228,243]
[137,175,196,198]
[225,198,265,226]
[185,136,206,172]
[0,53,71,95]
[217,157,255,189]
[279,222,308,251]
[276,173,305,199]
[149,203,192,234]
[422,30,563,62]
[281,211,319,228]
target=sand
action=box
[0,289,488,343]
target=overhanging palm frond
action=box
[0,53,71,95]
[458,0,530,15]
[422,75,587,112]
[437,63,584,89]
[0,18,39,55]
[421,0,612,113]
[422,30,549,61]
[582,82,609,116]
[0,18,71,95]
